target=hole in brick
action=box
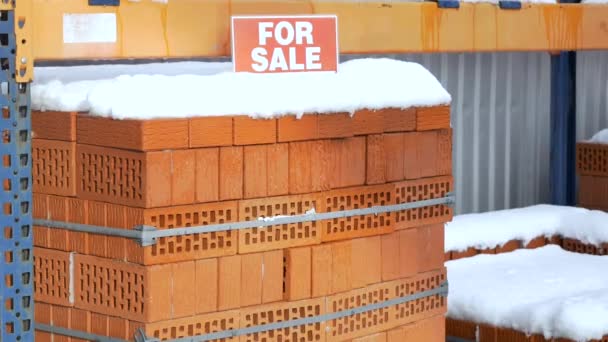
[5,251,12,263]
[20,249,29,262]
[20,225,28,238]
[4,226,11,239]
[5,322,14,333]
[5,273,13,287]
[19,202,27,214]
[19,154,27,167]
[5,298,12,310]
[19,178,27,191]
[3,155,10,167]
[21,272,29,285]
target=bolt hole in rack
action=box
[0,2,34,342]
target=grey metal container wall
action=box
[348,52,554,215]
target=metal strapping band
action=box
[35,323,128,342]
[33,193,455,246]
[149,281,449,342]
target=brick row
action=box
[51,130,449,207]
[34,177,453,264]
[33,107,450,151]
[387,314,445,342]
[34,247,446,325]
[576,142,608,177]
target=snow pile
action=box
[446,246,608,341]
[445,204,608,252]
[588,129,608,144]
[31,58,451,120]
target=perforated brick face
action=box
[562,238,607,256]
[326,269,447,341]
[319,184,394,242]
[77,144,145,207]
[144,202,238,264]
[32,139,76,196]
[74,254,145,321]
[395,176,453,229]
[577,143,608,177]
[146,311,239,341]
[238,195,319,253]
[240,298,325,342]
[33,248,71,306]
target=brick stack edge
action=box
[576,142,608,212]
[31,106,453,342]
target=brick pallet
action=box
[31,106,453,341]
[576,142,608,212]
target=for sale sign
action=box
[231,15,338,73]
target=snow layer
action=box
[445,204,608,252]
[31,58,451,120]
[446,246,608,341]
[589,129,608,144]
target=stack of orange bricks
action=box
[577,141,608,212]
[31,104,453,342]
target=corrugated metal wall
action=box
[346,52,608,215]
[577,52,608,142]
[382,53,553,215]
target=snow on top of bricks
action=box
[445,204,608,252]
[31,58,451,120]
[447,245,608,341]
[589,128,608,144]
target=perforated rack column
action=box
[0,7,34,342]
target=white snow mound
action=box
[589,129,608,144]
[445,204,608,252]
[31,58,451,120]
[446,246,608,341]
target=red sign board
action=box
[231,15,338,73]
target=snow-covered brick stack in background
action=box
[446,246,608,342]
[30,58,453,341]
[577,129,608,212]
[444,205,608,261]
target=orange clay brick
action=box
[240,298,326,342]
[289,140,331,194]
[446,318,478,341]
[105,203,128,261]
[438,128,453,175]
[47,195,69,251]
[241,252,263,307]
[312,244,332,298]
[194,148,219,203]
[87,201,107,258]
[331,240,352,294]
[189,116,233,148]
[451,247,478,260]
[384,133,405,182]
[479,247,496,254]
[67,197,88,254]
[381,232,400,281]
[243,145,268,199]
[390,315,445,342]
[172,261,197,318]
[354,332,387,342]
[219,146,244,200]
[195,258,218,314]
[218,255,242,311]
[171,149,196,206]
[418,130,439,178]
[32,139,76,196]
[391,269,448,326]
[366,134,387,185]
[319,184,394,242]
[90,313,108,338]
[108,315,129,340]
[267,143,289,196]
[526,236,547,249]
[262,250,283,304]
[238,194,319,254]
[417,105,451,131]
[51,305,70,342]
[335,137,366,188]
[33,247,71,306]
[417,224,445,273]
[352,109,384,135]
[70,308,90,342]
[233,116,277,145]
[576,142,608,177]
[403,132,422,180]
[32,111,76,141]
[383,108,417,133]
[496,240,521,254]
[277,114,318,142]
[34,302,52,341]
[77,115,189,151]
[318,112,353,139]
[145,310,239,342]
[398,228,418,278]
[285,246,312,300]
[351,236,382,289]
[33,193,49,248]
[394,176,453,230]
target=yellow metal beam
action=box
[31,0,608,62]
